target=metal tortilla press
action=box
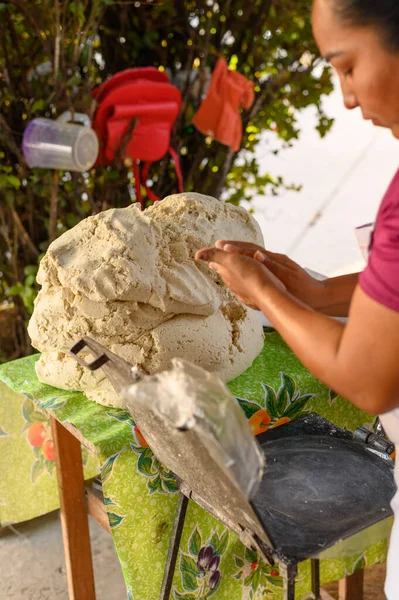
[70,336,396,600]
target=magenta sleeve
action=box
[359,172,399,312]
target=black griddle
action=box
[252,414,396,563]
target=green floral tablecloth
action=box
[0,332,389,599]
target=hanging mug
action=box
[22,111,99,172]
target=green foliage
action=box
[8,263,40,314]
[0,0,334,360]
[236,372,315,425]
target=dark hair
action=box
[330,0,399,51]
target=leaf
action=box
[33,446,42,459]
[244,547,258,564]
[236,397,262,419]
[31,99,45,112]
[173,593,197,600]
[162,477,179,494]
[152,455,161,470]
[328,388,339,405]
[103,495,117,507]
[31,458,45,483]
[0,174,8,189]
[24,274,36,287]
[29,411,48,423]
[297,393,314,403]
[24,265,38,276]
[137,448,156,476]
[0,426,8,436]
[147,475,162,494]
[45,460,56,477]
[267,575,283,589]
[8,283,23,296]
[280,373,296,399]
[36,396,67,411]
[284,394,314,418]
[261,383,278,419]
[211,529,228,556]
[7,175,21,190]
[244,569,256,588]
[234,556,244,568]
[251,564,262,591]
[160,466,177,480]
[180,554,200,591]
[100,452,119,483]
[22,398,35,422]
[107,512,125,529]
[276,387,289,414]
[189,528,202,557]
[105,410,134,425]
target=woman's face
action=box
[312,0,399,139]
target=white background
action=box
[249,77,399,276]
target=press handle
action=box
[69,336,143,396]
[69,337,110,371]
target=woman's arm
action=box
[316,273,359,317]
[196,248,399,416]
[256,283,399,415]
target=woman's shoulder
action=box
[359,167,399,313]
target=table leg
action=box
[311,558,321,599]
[338,569,364,600]
[160,493,189,600]
[280,563,297,600]
[51,416,96,600]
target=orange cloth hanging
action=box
[192,58,255,152]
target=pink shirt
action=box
[358,170,399,600]
[359,168,399,312]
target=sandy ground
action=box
[0,511,127,600]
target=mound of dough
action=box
[29,192,264,407]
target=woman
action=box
[196,0,399,597]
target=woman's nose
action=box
[339,77,359,110]
[343,91,359,110]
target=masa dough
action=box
[28,192,264,407]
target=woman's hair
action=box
[330,0,399,51]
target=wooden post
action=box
[338,570,364,600]
[51,416,96,600]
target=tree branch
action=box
[9,205,40,260]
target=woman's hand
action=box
[214,240,328,310]
[195,246,286,310]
